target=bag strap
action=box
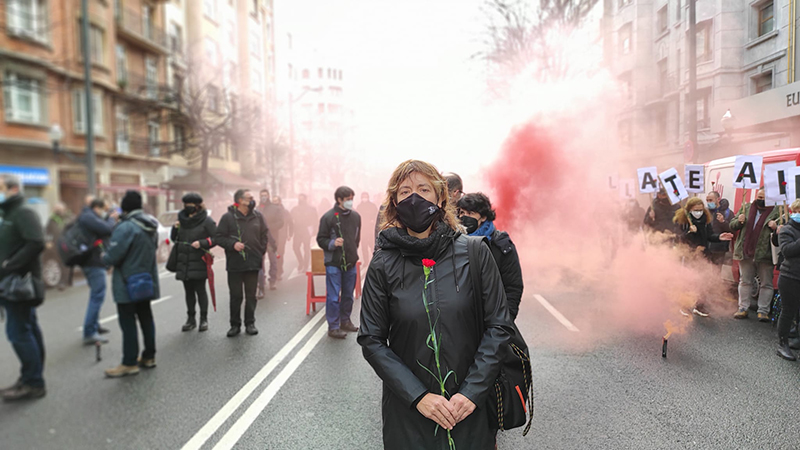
[466,236,487,333]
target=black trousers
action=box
[778,276,800,339]
[183,279,209,319]
[117,301,155,367]
[228,271,259,327]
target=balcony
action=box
[116,7,169,54]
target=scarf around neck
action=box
[470,220,496,240]
[744,203,773,259]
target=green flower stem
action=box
[336,215,347,271]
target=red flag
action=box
[203,253,216,312]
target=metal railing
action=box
[116,7,168,49]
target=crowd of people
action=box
[636,185,800,361]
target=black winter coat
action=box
[0,195,45,306]
[778,220,800,282]
[644,199,680,233]
[358,223,514,450]
[77,207,115,268]
[316,206,360,271]
[171,209,217,281]
[489,230,524,321]
[675,213,721,258]
[215,206,269,272]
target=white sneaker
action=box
[693,308,710,318]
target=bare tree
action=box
[477,0,599,86]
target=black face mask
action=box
[396,193,441,233]
[248,200,256,212]
[460,216,479,234]
[184,206,197,216]
[755,199,766,208]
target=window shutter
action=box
[73,90,85,133]
[31,79,40,123]
[7,0,22,35]
[92,93,103,134]
[3,72,14,120]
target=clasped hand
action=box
[416,393,476,430]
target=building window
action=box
[250,29,262,59]
[2,71,42,124]
[618,119,632,148]
[84,24,105,65]
[142,5,153,40]
[73,90,103,135]
[658,59,668,95]
[318,67,323,78]
[657,6,668,34]
[696,89,711,129]
[754,71,773,94]
[173,124,185,152]
[169,23,183,55]
[7,0,47,42]
[207,86,219,113]
[302,69,310,79]
[227,21,236,48]
[148,121,160,156]
[619,24,632,55]
[759,2,775,37]
[145,57,158,99]
[116,44,127,85]
[203,0,216,17]
[619,72,632,101]
[251,67,263,92]
[115,106,129,155]
[339,70,343,80]
[654,106,667,143]
[697,21,712,63]
[318,103,325,114]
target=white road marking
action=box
[180,309,327,450]
[76,296,173,332]
[533,294,580,332]
[211,322,329,450]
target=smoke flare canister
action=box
[96,341,102,362]
[662,338,668,358]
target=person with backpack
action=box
[102,191,160,378]
[358,160,514,449]
[0,174,47,402]
[77,198,117,345]
[457,192,524,322]
[170,193,217,333]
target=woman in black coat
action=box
[171,193,217,332]
[457,192,524,322]
[358,160,514,450]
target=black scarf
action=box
[377,221,457,259]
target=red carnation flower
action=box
[335,212,339,216]
[422,259,436,268]
[94,239,103,247]
[783,181,788,186]
[165,239,170,245]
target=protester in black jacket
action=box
[644,189,680,235]
[316,186,361,339]
[215,189,269,337]
[77,198,117,345]
[673,197,733,317]
[171,193,216,332]
[358,161,513,450]
[457,192,524,321]
[706,192,733,264]
[776,200,800,360]
[0,174,47,401]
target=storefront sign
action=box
[0,165,50,186]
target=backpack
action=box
[57,221,94,266]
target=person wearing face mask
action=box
[673,197,734,317]
[705,191,733,266]
[358,160,514,450]
[256,189,283,296]
[730,188,781,321]
[171,193,217,332]
[0,174,47,401]
[457,192,524,321]
[776,199,800,360]
[643,188,680,235]
[215,189,270,337]
[316,186,361,339]
[76,198,118,345]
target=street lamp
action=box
[49,124,63,154]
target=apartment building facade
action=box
[603,0,800,172]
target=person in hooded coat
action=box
[673,197,733,317]
[171,193,217,332]
[358,160,514,450]
[643,189,680,235]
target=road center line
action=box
[533,294,580,332]
[211,322,329,450]
[76,296,173,332]
[180,309,327,450]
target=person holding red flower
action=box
[358,160,514,449]
[316,186,361,339]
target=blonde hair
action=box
[674,197,711,225]
[791,199,800,212]
[380,160,460,232]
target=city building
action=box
[602,0,800,172]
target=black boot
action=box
[778,337,797,361]
[198,317,208,332]
[182,316,197,332]
[789,336,800,350]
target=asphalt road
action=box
[1,247,799,450]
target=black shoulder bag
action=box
[466,236,533,435]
